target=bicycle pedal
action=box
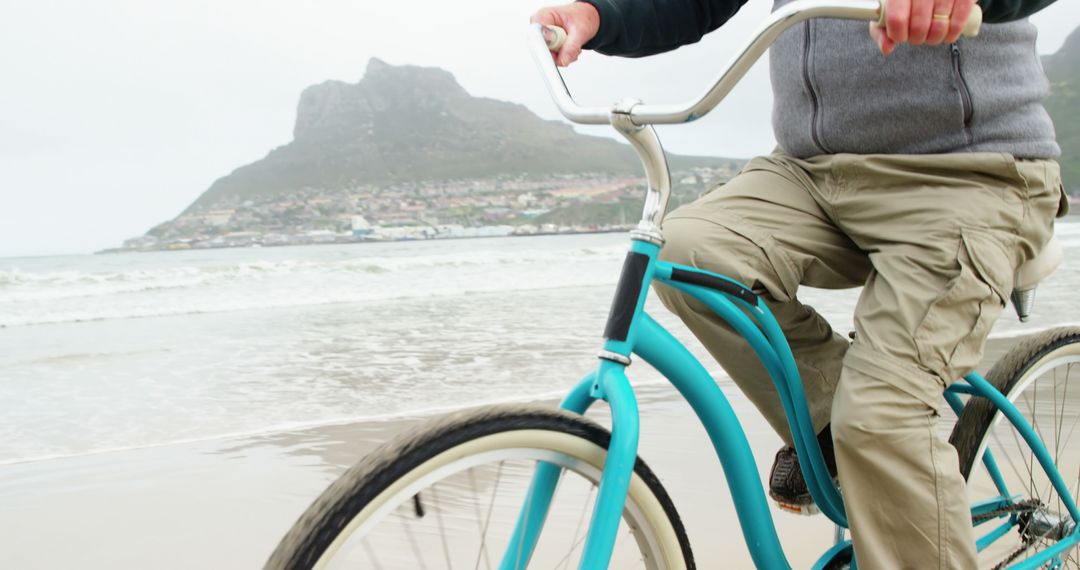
[774,500,821,516]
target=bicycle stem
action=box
[608,107,670,245]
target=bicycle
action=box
[265,1,1078,567]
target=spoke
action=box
[1049,372,1067,542]
[1003,415,1039,500]
[403,515,430,570]
[1024,390,1047,487]
[558,482,597,570]
[1024,391,1044,502]
[1060,411,1080,463]
[514,474,536,570]
[1040,476,1056,516]
[554,529,591,569]
[1074,464,1079,507]
[474,461,505,570]
[1066,524,1080,568]
[1051,365,1080,528]
[467,470,491,568]
[430,486,454,569]
[362,538,385,570]
[1003,356,1080,569]
[1058,369,1067,468]
[1028,386,1059,504]
[1023,389,1037,436]
[1059,368,1080,454]
[515,462,566,570]
[1069,362,1077,513]
[995,429,1034,496]
[1013,513,1058,567]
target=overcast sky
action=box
[1,1,1077,258]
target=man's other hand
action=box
[870,0,977,55]
[530,2,601,66]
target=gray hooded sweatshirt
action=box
[769,0,1059,158]
[581,0,1060,159]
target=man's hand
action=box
[530,2,601,67]
[869,0,977,55]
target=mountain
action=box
[184,59,734,213]
[1044,26,1080,195]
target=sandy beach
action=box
[0,334,1023,569]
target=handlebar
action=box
[529,0,983,126]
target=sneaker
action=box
[768,425,837,516]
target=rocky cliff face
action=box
[1043,26,1080,80]
[185,59,727,212]
[292,59,470,145]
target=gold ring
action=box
[932,13,951,21]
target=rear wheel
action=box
[950,327,1080,568]
[266,405,694,569]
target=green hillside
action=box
[1044,26,1080,195]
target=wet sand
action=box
[0,336,1026,568]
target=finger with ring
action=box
[925,0,954,44]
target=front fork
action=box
[497,362,639,570]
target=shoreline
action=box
[95,227,637,255]
[0,332,1038,469]
[0,210,1070,259]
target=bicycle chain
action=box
[971,498,1041,525]
[991,537,1038,570]
[973,499,1052,570]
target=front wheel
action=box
[266,405,694,569]
[950,327,1080,568]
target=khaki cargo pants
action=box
[656,152,1065,569]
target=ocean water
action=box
[2,223,1078,465]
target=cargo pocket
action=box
[711,212,804,303]
[1058,183,1070,218]
[915,228,1014,382]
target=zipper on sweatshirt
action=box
[803,21,831,154]
[950,42,975,145]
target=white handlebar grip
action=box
[877,2,983,37]
[961,5,984,37]
[542,25,568,51]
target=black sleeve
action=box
[979,0,1059,22]
[579,0,749,57]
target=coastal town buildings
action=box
[119,167,736,252]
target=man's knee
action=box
[659,215,763,279]
[658,215,700,268]
[831,387,875,454]
[831,348,943,456]
[656,216,760,315]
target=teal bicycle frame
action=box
[495,237,1080,569]
[520,0,1079,566]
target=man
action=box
[531,0,1066,567]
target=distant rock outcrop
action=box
[185,59,733,212]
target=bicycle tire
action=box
[266,405,695,569]
[949,326,1080,568]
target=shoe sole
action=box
[772,499,821,516]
